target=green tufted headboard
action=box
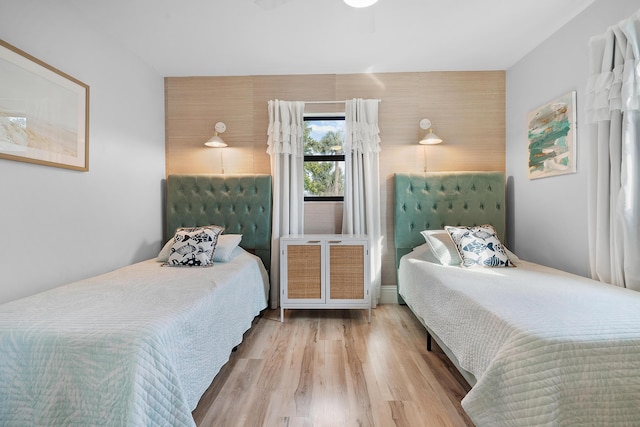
[394,171,506,275]
[165,174,272,271]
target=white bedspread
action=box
[0,249,268,426]
[399,250,640,426]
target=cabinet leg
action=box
[280,307,284,322]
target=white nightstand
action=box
[280,234,371,322]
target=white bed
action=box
[0,174,273,426]
[399,248,640,426]
[394,172,640,426]
[0,249,268,426]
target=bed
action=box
[0,174,272,427]
[394,172,640,426]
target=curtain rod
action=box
[303,99,381,105]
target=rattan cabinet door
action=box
[286,244,322,299]
[328,244,365,300]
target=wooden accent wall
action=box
[165,71,505,290]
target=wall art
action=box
[527,91,576,179]
[0,39,89,171]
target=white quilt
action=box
[0,249,269,426]
[399,250,640,426]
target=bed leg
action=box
[427,332,432,352]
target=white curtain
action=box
[342,98,383,307]
[586,10,640,291]
[267,100,305,308]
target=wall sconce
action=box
[204,121,228,173]
[344,0,378,7]
[418,118,443,172]
[204,121,228,148]
[418,118,443,145]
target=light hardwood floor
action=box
[192,305,474,427]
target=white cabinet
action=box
[280,234,370,322]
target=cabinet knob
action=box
[328,240,342,244]
[307,240,321,243]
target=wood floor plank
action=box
[193,305,474,427]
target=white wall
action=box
[506,0,640,277]
[0,1,165,303]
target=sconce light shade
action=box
[204,135,227,148]
[204,121,228,148]
[419,131,442,145]
[344,0,378,7]
[418,118,443,145]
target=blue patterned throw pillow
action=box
[444,224,513,268]
[163,226,223,267]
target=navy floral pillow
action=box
[444,224,514,268]
[163,226,223,267]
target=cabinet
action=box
[280,234,370,322]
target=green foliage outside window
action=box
[303,120,345,198]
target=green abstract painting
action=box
[527,91,576,179]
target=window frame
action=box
[303,114,346,202]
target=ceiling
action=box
[67,0,596,77]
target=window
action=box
[303,115,345,201]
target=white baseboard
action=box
[379,285,398,304]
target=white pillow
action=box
[163,226,223,267]
[444,224,514,268]
[505,247,520,262]
[411,243,440,263]
[157,233,242,263]
[213,234,243,262]
[157,240,173,262]
[420,229,461,266]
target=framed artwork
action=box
[526,91,576,179]
[0,39,89,171]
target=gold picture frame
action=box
[0,39,89,171]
